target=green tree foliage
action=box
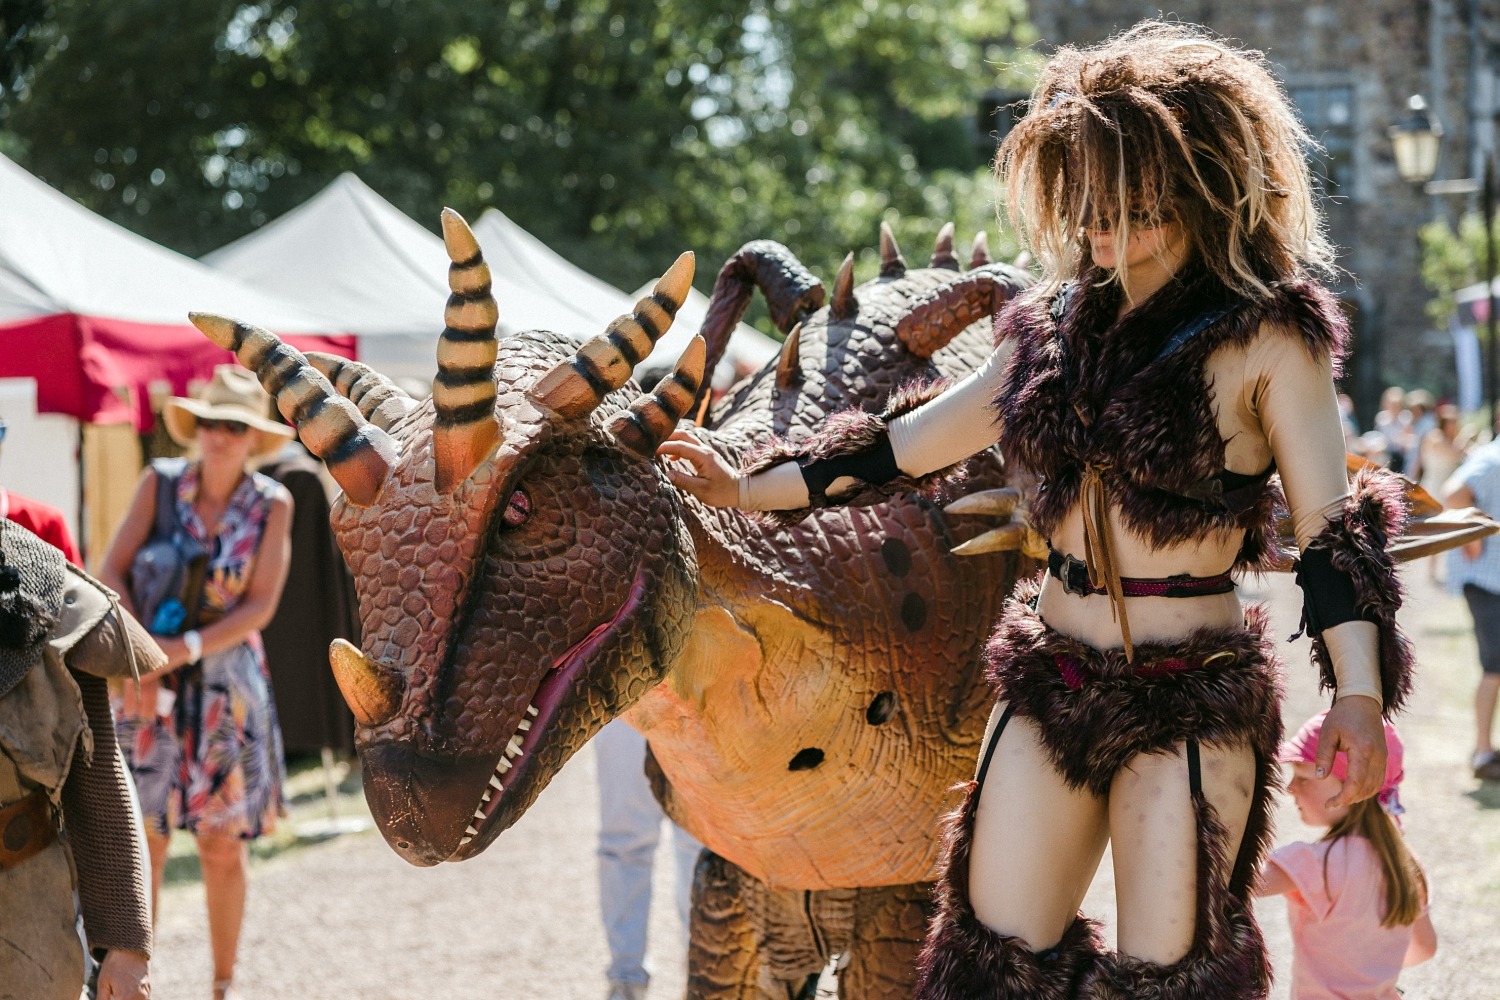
[1421,212,1500,328]
[2,0,1036,310]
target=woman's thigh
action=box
[1109,740,1257,964]
[969,701,1109,950]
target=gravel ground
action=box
[147,570,1498,999]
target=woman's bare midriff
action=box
[1036,505,1249,648]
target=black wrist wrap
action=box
[738,377,967,527]
[1293,546,1370,636]
[798,435,900,497]
[1297,465,1414,716]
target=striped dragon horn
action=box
[187,315,398,507]
[606,336,707,456]
[433,209,501,494]
[530,252,695,419]
[306,353,417,432]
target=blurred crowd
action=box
[1344,387,1474,497]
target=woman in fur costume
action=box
[659,21,1406,999]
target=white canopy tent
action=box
[202,174,779,387]
[472,208,781,387]
[0,152,349,430]
[207,176,654,382]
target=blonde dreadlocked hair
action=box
[997,21,1335,297]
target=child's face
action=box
[1286,760,1350,827]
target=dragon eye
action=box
[501,489,531,529]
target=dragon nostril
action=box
[866,692,896,725]
[788,748,825,771]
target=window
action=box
[1290,82,1356,198]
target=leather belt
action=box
[1047,548,1235,599]
[0,786,60,872]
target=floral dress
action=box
[118,459,288,839]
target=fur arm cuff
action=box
[1302,466,1414,716]
[739,378,968,528]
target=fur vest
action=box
[994,264,1349,571]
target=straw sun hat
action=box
[162,364,294,459]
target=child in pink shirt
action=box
[1257,711,1437,999]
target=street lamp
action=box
[1390,94,1498,423]
[1389,96,1442,184]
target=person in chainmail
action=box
[0,518,163,1000]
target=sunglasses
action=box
[198,418,251,436]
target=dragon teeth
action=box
[480,789,492,804]
[472,806,486,820]
[465,824,478,837]
[497,758,512,772]
[525,705,538,717]
[458,836,472,846]
[489,774,503,791]
[506,735,524,757]
[517,719,531,731]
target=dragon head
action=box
[191,210,702,864]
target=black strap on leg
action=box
[1186,738,1202,798]
[973,703,1017,803]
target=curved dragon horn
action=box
[607,336,707,456]
[433,208,501,493]
[829,252,858,321]
[878,221,906,278]
[531,252,695,419]
[188,314,397,506]
[329,638,404,727]
[307,352,417,432]
[970,231,992,268]
[894,262,1034,357]
[930,222,959,270]
[775,321,803,390]
[691,240,825,418]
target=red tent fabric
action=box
[0,314,353,430]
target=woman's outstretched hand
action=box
[657,430,742,508]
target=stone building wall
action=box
[1022,2,1500,419]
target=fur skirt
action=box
[915,579,1283,999]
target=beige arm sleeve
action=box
[1247,329,1381,704]
[738,345,1008,511]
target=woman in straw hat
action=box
[100,364,295,1000]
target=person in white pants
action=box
[595,718,703,1000]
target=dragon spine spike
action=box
[608,335,708,456]
[329,638,404,727]
[950,523,1024,556]
[306,352,417,432]
[943,487,1022,517]
[930,222,959,270]
[878,221,907,278]
[970,231,992,267]
[829,252,858,321]
[187,313,396,506]
[531,252,695,420]
[434,208,501,494]
[775,322,803,390]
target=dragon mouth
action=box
[447,565,649,860]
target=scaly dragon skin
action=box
[632,265,1025,892]
[196,219,1031,996]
